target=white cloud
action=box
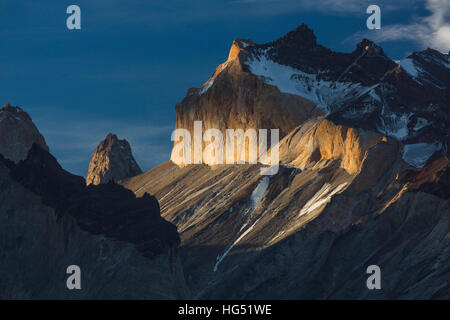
[352,0,450,53]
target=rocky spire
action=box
[86,133,142,186]
[272,23,317,49]
[0,102,49,163]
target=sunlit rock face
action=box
[0,102,49,163]
[277,119,386,174]
[171,24,449,171]
[86,133,142,186]
[171,35,323,166]
[125,24,450,299]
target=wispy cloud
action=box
[350,0,450,53]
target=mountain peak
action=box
[273,23,317,49]
[355,38,388,58]
[2,102,27,115]
[86,133,142,186]
[413,47,449,60]
[0,103,49,163]
[104,132,119,144]
[228,38,256,61]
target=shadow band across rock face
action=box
[4,143,180,259]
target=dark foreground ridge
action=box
[4,143,179,259]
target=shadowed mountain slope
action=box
[0,144,188,299]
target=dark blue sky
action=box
[1,0,448,176]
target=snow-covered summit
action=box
[178,24,449,170]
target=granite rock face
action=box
[0,102,49,163]
[86,133,142,186]
[171,24,449,169]
[171,36,323,165]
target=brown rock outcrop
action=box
[278,118,386,174]
[86,133,142,186]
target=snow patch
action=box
[413,117,430,131]
[422,52,450,69]
[369,89,381,102]
[298,183,348,218]
[402,142,441,168]
[199,60,231,95]
[437,57,450,69]
[442,58,450,69]
[400,59,420,78]
[246,52,371,113]
[213,216,262,272]
[378,113,410,140]
[199,79,214,95]
[212,178,270,272]
[250,176,269,209]
[342,104,376,119]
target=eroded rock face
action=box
[278,119,386,174]
[171,37,323,165]
[86,133,142,186]
[0,102,49,163]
